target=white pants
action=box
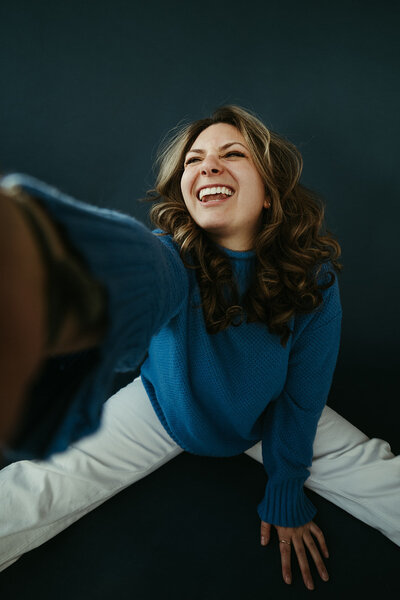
[0,377,399,573]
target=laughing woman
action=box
[0,106,399,590]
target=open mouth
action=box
[197,185,235,203]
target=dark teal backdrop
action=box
[0,1,399,442]
[0,4,399,598]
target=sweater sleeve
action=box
[257,265,342,527]
[0,174,188,460]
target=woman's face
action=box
[180,122,269,251]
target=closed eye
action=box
[184,156,201,165]
[225,151,245,158]
[184,151,246,167]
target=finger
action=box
[279,537,292,585]
[309,521,329,558]
[260,521,271,546]
[292,536,315,591]
[303,532,329,582]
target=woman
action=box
[0,105,398,590]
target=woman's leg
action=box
[245,405,400,546]
[0,377,182,572]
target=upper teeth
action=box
[198,186,234,201]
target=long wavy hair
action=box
[147,105,342,347]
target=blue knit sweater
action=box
[1,174,342,527]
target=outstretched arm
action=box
[0,188,105,447]
[0,175,188,461]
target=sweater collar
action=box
[217,244,255,260]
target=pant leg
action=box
[245,405,400,546]
[0,376,183,572]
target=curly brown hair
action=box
[147,105,342,347]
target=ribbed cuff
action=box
[257,478,316,527]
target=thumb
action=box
[260,521,271,546]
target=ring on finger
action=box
[279,539,291,545]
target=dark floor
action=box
[0,451,399,600]
[0,365,399,599]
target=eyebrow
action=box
[185,141,248,155]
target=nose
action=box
[201,154,223,175]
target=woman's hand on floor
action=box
[260,519,330,590]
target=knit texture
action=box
[1,175,342,527]
[0,174,187,459]
[141,234,342,526]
